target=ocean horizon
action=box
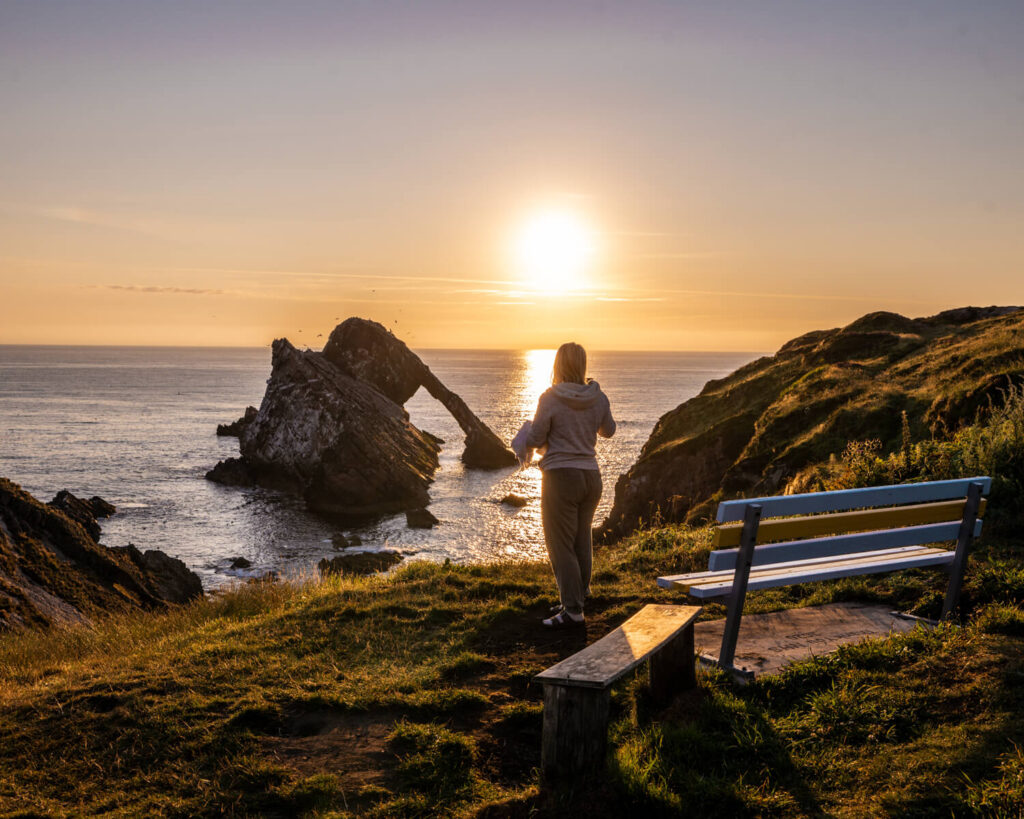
[0,345,759,588]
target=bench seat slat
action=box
[712,498,986,548]
[707,519,983,572]
[671,549,955,599]
[534,604,701,689]
[715,477,991,523]
[657,545,937,589]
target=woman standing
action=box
[525,342,616,628]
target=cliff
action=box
[598,306,1024,540]
[0,479,202,630]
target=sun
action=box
[511,208,597,293]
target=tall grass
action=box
[798,385,1024,530]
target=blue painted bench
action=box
[657,477,990,677]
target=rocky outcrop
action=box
[113,544,203,604]
[318,550,404,576]
[209,318,515,518]
[217,406,258,437]
[598,306,1024,541]
[210,336,441,517]
[205,457,255,487]
[406,508,439,529]
[0,478,202,631]
[48,490,116,540]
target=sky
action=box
[1,1,1022,351]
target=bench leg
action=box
[719,504,762,670]
[941,481,984,621]
[649,623,696,703]
[540,683,611,783]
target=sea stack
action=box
[208,318,516,518]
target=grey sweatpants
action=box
[541,467,602,616]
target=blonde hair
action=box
[552,342,587,385]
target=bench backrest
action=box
[709,477,990,572]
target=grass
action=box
[2,518,1023,817]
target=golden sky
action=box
[1,2,1022,351]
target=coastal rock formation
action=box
[222,337,440,516]
[406,508,439,529]
[322,318,515,468]
[318,550,404,576]
[0,478,202,631]
[208,318,515,517]
[48,490,116,541]
[217,406,258,437]
[204,457,255,487]
[598,306,1024,541]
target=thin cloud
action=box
[36,206,175,238]
[166,266,525,289]
[596,297,666,302]
[633,252,723,259]
[88,284,227,296]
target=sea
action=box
[0,346,756,589]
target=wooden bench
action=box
[534,603,701,781]
[657,477,990,678]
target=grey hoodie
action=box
[525,380,616,471]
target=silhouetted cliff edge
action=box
[598,306,1024,541]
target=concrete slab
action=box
[693,602,921,678]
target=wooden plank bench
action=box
[534,603,701,781]
[657,477,990,679]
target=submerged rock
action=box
[406,508,439,529]
[318,550,404,576]
[499,493,529,508]
[0,478,203,631]
[330,533,363,549]
[229,556,252,569]
[208,318,515,518]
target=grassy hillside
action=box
[2,521,1023,816]
[599,306,1024,539]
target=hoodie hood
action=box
[551,380,603,409]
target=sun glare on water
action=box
[511,208,598,293]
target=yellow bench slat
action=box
[712,498,986,548]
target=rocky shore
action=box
[0,479,202,630]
